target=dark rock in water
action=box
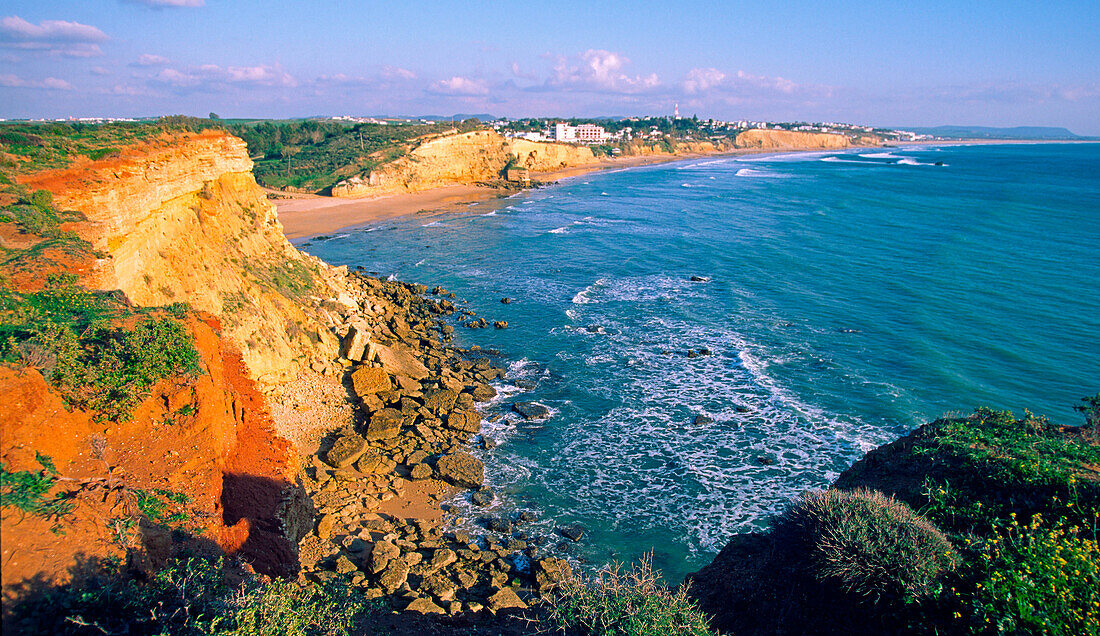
[698,347,712,356]
[482,516,512,533]
[558,524,585,542]
[686,350,699,358]
[935,161,944,166]
[480,435,497,450]
[690,275,710,282]
[432,286,446,295]
[501,297,512,304]
[586,325,601,333]
[516,510,538,523]
[493,321,508,329]
[756,455,777,466]
[514,379,538,390]
[693,414,715,425]
[513,401,551,420]
[471,488,495,507]
[735,405,751,413]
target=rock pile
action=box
[296,274,572,614]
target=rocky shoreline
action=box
[290,272,571,616]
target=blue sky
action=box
[2,1,1098,134]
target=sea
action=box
[299,143,1100,582]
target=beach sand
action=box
[275,184,502,239]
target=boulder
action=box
[351,366,391,397]
[378,559,410,593]
[693,414,715,425]
[373,342,429,380]
[429,548,457,572]
[435,452,484,489]
[405,598,446,615]
[341,324,371,361]
[471,383,497,402]
[533,557,572,592]
[325,433,366,468]
[422,389,458,414]
[420,574,457,602]
[447,410,481,434]
[486,588,527,612]
[512,401,551,421]
[354,448,383,473]
[365,408,404,441]
[409,463,433,480]
[471,488,494,507]
[559,524,585,542]
[368,540,400,573]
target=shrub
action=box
[5,557,384,636]
[960,513,1100,635]
[546,554,714,636]
[0,280,203,420]
[772,488,958,604]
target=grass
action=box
[546,554,714,636]
[5,557,386,636]
[0,273,203,421]
[0,453,75,532]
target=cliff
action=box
[734,128,857,149]
[0,313,309,591]
[329,130,730,199]
[16,130,350,383]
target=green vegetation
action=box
[0,118,213,174]
[0,452,75,531]
[959,514,1099,635]
[772,488,958,604]
[5,557,386,636]
[913,407,1100,534]
[0,187,85,238]
[0,273,203,420]
[225,118,482,191]
[547,555,714,636]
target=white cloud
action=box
[548,49,660,93]
[428,76,489,96]
[683,67,726,94]
[381,66,416,80]
[0,73,74,90]
[0,15,108,57]
[135,53,170,66]
[147,63,297,91]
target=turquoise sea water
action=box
[301,143,1100,582]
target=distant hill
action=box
[905,125,1084,140]
[409,113,497,122]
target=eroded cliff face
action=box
[0,315,308,593]
[17,130,346,383]
[734,128,858,149]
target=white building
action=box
[553,123,610,144]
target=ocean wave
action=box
[858,152,900,159]
[735,167,782,178]
[549,226,569,234]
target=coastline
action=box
[274,146,865,240]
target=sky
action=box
[1,1,1098,134]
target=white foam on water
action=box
[481,210,497,216]
[414,258,426,266]
[549,226,569,234]
[600,192,610,196]
[421,221,443,227]
[680,183,693,188]
[571,277,608,304]
[564,308,578,321]
[735,167,782,178]
[859,152,900,159]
